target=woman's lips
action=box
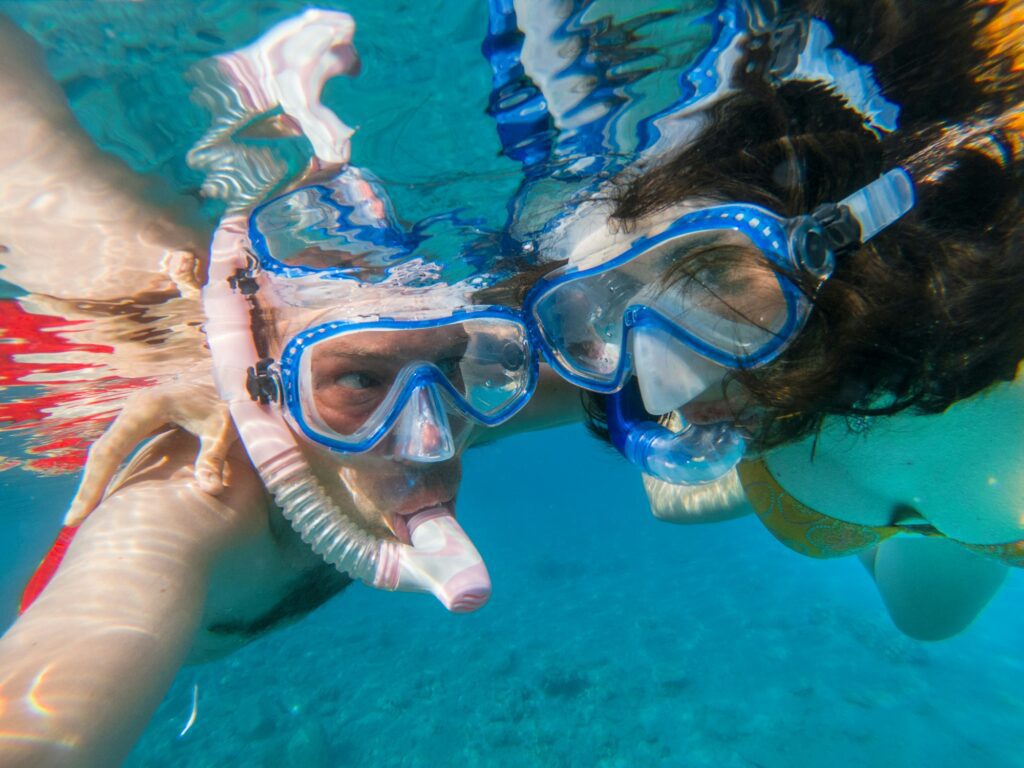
[680,400,737,426]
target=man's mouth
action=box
[388,497,456,544]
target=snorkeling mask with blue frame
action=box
[248,308,537,463]
[242,178,538,464]
[524,169,916,484]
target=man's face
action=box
[300,324,471,543]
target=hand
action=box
[64,378,236,526]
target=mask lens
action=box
[642,230,788,359]
[288,316,533,451]
[533,272,640,383]
[455,317,534,417]
[536,227,792,380]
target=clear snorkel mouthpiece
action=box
[634,420,746,484]
[606,380,746,486]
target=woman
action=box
[517,0,1023,639]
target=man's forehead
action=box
[315,325,470,358]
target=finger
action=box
[64,402,165,525]
[193,411,236,496]
[162,249,202,300]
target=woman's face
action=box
[561,202,789,426]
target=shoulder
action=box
[764,375,1024,541]
[77,428,350,659]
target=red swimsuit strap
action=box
[19,525,80,614]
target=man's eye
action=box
[333,371,381,390]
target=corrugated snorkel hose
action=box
[204,214,398,590]
[257,446,394,583]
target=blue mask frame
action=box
[277,306,539,455]
[524,168,915,395]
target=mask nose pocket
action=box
[630,324,724,415]
[394,383,455,463]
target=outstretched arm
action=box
[0,434,266,768]
[0,15,209,301]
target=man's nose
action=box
[394,384,455,463]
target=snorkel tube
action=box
[606,379,746,485]
[195,9,490,612]
[204,215,490,612]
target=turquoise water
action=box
[1,1,1023,766]
[127,427,1024,767]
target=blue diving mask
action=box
[607,378,746,485]
[249,307,537,462]
[524,168,915,483]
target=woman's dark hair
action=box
[587,0,1023,449]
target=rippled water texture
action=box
[0,0,712,473]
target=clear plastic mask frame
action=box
[524,202,824,394]
[277,307,539,455]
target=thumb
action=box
[192,412,236,495]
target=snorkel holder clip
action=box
[788,201,862,282]
[811,202,862,255]
[227,249,261,295]
[246,357,281,404]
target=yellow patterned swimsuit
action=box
[738,459,1024,568]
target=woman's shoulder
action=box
[763,374,1024,543]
